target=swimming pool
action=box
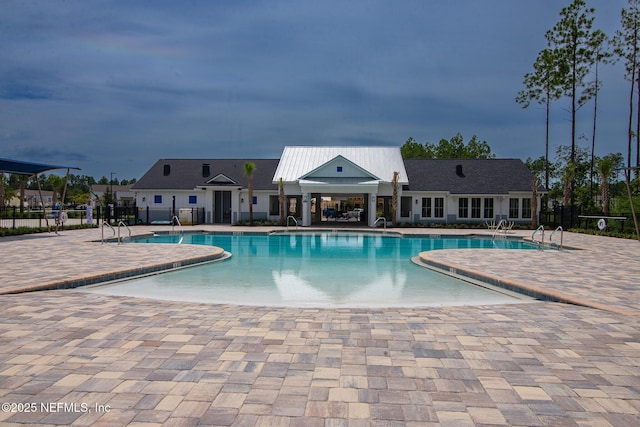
[85,232,536,307]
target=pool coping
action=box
[0,228,619,315]
[415,252,638,317]
[0,246,229,295]
[101,230,569,308]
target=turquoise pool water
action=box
[86,232,536,307]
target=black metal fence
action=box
[541,205,634,233]
[98,206,205,226]
[100,206,140,226]
[0,206,94,229]
[1,205,206,230]
[135,207,205,226]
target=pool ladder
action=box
[100,220,131,245]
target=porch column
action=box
[368,193,378,227]
[302,192,311,226]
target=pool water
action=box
[85,232,535,307]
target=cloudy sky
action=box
[0,0,630,180]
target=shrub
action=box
[0,224,98,238]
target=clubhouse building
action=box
[132,146,543,227]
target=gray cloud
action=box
[0,0,630,179]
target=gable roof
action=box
[300,154,380,181]
[206,174,237,185]
[403,158,542,194]
[272,146,408,183]
[132,159,280,191]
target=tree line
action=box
[0,173,137,211]
[400,134,494,160]
[517,0,640,208]
[403,0,640,221]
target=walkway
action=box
[0,226,639,426]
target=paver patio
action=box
[0,226,638,426]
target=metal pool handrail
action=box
[171,215,183,234]
[101,221,115,244]
[373,217,386,230]
[117,221,131,245]
[549,225,563,251]
[491,219,506,240]
[532,225,545,250]
[286,215,298,231]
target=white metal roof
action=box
[272,146,408,183]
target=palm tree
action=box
[562,162,576,207]
[531,176,540,229]
[598,157,615,216]
[19,176,27,213]
[46,174,65,206]
[278,177,285,226]
[243,162,256,225]
[391,171,399,226]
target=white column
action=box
[302,193,311,226]
[368,193,377,227]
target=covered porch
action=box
[272,146,408,228]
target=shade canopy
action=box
[0,158,81,176]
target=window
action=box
[269,195,279,215]
[421,198,432,217]
[154,195,162,204]
[509,198,519,218]
[471,198,481,218]
[522,198,532,219]
[434,198,444,218]
[189,195,197,204]
[400,197,411,218]
[458,198,468,218]
[252,196,257,205]
[163,164,171,176]
[288,197,298,215]
[337,166,343,172]
[483,198,494,219]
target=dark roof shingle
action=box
[403,158,540,194]
[133,157,542,195]
[132,159,280,191]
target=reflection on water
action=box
[85,232,534,307]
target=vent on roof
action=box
[163,164,171,176]
[456,164,464,177]
[202,163,210,177]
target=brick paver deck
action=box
[1,226,638,426]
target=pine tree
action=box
[517,48,565,190]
